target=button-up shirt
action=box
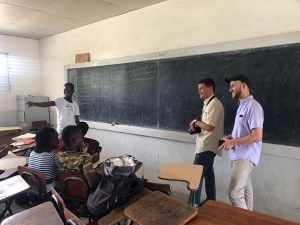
[229,95,264,166]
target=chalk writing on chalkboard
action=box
[68,43,300,147]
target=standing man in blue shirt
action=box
[220,74,264,210]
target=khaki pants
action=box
[228,160,254,210]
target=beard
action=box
[233,87,242,100]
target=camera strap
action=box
[206,95,215,107]
[200,95,216,120]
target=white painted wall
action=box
[0,35,41,126]
[0,35,41,96]
[38,0,300,222]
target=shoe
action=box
[193,203,199,208]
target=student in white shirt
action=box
[27,83,80,135]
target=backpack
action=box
[104,154,141,177]
[87,174,145,218]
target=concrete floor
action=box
[0,199,30,223]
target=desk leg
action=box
[188,191,198,207]
[188,191,196,205]
[0,198,14,219]
[188,191,192,204]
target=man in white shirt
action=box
[27,83,80,135]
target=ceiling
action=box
[0,0,165,40]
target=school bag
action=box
[104,154,141,177]
[87,174,145,218]
[87,154,144,218]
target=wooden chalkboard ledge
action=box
[87,121,195,144]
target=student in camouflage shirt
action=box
[56,125,94,174]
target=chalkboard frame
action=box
[66,41,300,147]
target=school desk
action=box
[124,191,198,225]
[0,168,17,181]
[0,175,30,220]
[0,127,22,146]
[0,151,27,171]
[1,201,64,225]
[11,142,36,156]
[98,188,151,225]
[158,163,203,205]
[188,200,300,225]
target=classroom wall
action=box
[0,35,41,126]
[38,0,300,222]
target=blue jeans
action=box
[193,151,216,205]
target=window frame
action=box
[0,52,10,92]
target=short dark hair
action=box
[78,122,89,136]
[62,125,82,146]
[64,82,75,91]
[199,78,215,92]
[35,127,57,153]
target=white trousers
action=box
[228,160,254,210]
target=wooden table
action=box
[0,152,27,171]
[158,163,203,205]
[1,201,64,225]
[0,127,22,146]
[98,188,151,225]
[0,145,28,181]
[188,200,300,225]
[124,191,198,225]
[0,175,30,219]
[0,168,17,181]
[11,142,36,156]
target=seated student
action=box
[55,122,101,162]
[56,125,95,175]
[78,121,101,162]
[28,127,59,192]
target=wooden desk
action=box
[1,201,64,225]
[0,168,17,181]
[0,152,27,170]
[188,200,299,225]
[158,163,203,191]
[11,142,36,156]
[0,175,30,219]
[124,191,198,225]
[0,127,22,146]
[158,163,203,205]
[98,188,151,225]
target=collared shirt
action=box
[229,95,264,166]
[196,95,224,156]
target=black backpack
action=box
[87,174,145,218]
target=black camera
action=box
[189,126,201,135]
